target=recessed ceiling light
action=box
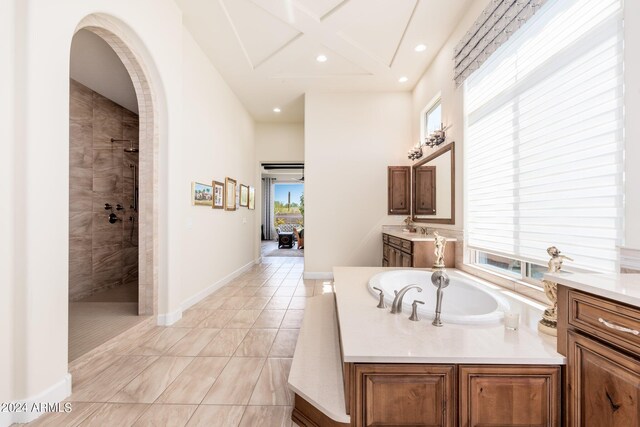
[273,107,281,113]
[414,44,427,52]
[316,54,328,63]
[398,76,408,83]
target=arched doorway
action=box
[68,14,160,361]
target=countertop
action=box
[545,272,640,308]
[288,293,349,424]
[334,267,564,364]
[383,229,458,242]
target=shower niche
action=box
[69,78,139,302]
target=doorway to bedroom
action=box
[261,163,304,260]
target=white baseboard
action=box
[157,259,258,326]
[303,271,334,280]
[7,373,72,425]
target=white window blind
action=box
[464,0,624,273]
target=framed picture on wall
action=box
[240,184,249,207]
[248,186,255,210]
[191,182,213,206]
[225,177,237,211]
[212,180,224,209]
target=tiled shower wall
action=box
[69,79,139,301]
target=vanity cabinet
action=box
[353,364,456,427]
[459,365,560,427]
[382,233,454,268]
[388,166,410,215]
[344,363,560,427]
[557,286,640,427]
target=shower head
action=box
[124,147,139,153]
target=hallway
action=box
[31,257,314,427]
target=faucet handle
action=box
[373,287,387,309]
[409,300,425,321]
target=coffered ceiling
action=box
[176,0,474,122]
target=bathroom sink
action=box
[368,270,509,325]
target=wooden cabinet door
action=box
[414,166,436,215]
[568,331,640,427]
[388,166,410,215]
[401,252,412,267]
[353,364,456,427]
[459,365,560,427]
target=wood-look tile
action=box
[249,358,293,405]
[280,310,305,329]
[71,355,158,402]
[92,93,123,150]
[198,328,249,356]
[234,329,278,357]
[157,357,229,404]
[185,405,245,427]
[27,402,100,427]
[218,296,248,310]
[274,287,295,297]
[78,403,150,427]
[199,310,237,328]
[214,287,241,297]
[265,297,292,310]
[242,297,270,310]
[235,287,259,297]
[165,328,220,356]
[225,310,262,328]
[170,309,212,328]
[253,287,278,298]
[253,310,286,329]
[293,285,314,297]
[269,329,300,358]
[132,404,197,427]
[239,405,292,427]
[70,80,93,121]
[110,356,193,403]
[202,357,265,405]
[288,297,308,310]
[129,327,190,355]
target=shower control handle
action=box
[108,213,119,224]
[116,204,124,211]
[104,203,112,210]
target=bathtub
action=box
[368,269,510,325]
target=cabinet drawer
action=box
[569,290,640,355]
[388,236,412,253]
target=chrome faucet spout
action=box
[390,284,422,314]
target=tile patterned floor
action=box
[28,257,326,427]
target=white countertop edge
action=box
[383,229,458,242]
[343,355,566,364]
[287,383,351,424]
[545,272,640,308]
[287,294,351,424]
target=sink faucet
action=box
[390,285,422,314]
[431,270,450,326]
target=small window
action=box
[424,101,442,139]
[476,251,522,277]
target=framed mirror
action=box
[412,142,454,224]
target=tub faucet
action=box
[390,285,422,314]
[431,270,450,327]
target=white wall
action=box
[1,0,256,422]
[178,29,256,308]
[411,0,490,232]
[255,122,304,163]
[304,92,412,274]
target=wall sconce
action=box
[408,125,448,160]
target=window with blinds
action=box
[464,0,624,273]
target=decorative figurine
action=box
[403,216,416,233]
[538,246,573,336]
[433,232,447,270]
